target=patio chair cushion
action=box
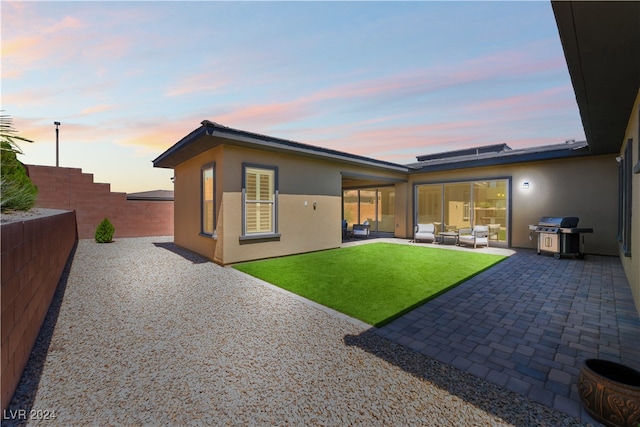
[353,221,370,238]
[414,223,435,243]
[458,225,489,248]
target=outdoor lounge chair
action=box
[458,225,489,248]
[352,221,370,238]
[414,223,435,243]
[488,223,500,241]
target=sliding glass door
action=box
[444,183,471,232]
[415,179,509,245]
[377,187,395,233]
[342,186,395,233]
[474,181,507,242]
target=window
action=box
[618,141,632,256]
[201,164,215,236]
[243,164,278,236]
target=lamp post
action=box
[54,121,60,167]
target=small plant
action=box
[95,218,115,243]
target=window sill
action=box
[621,243,632,258]
[200,232,217,240]
[239,233,281,244]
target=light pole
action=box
[54,121,60,167]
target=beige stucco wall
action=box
[218,146,406,264]
[173,146,223,261]
[219,192,341,264]
[394,182,410,238]
[407,154,619,256]
[620,90,640,313]
[172,144,407,264]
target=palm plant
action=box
[1,113,38,212]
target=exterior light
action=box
[523,182,530,190]
[54,121,61,167]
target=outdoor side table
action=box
[438,231,458,245]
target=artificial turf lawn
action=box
[233,242,506,327]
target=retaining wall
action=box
[26,165,173,239]
[1,210,77,411]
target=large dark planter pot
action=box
[577,359,640,427]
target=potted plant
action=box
[578,358,640,427]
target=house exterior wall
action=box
[171,144,408,264]
[173,146,223,260]
[620,91,640,313]
[217,146,345,264]
[394,182,410,239]
[407,154,618,256]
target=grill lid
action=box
[537,216,579,228]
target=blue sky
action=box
[2,1,584,193]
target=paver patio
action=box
[370,240,640,423]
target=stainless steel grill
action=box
[530,216,593,259]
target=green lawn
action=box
[233,242,506,327]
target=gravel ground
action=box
[5,237,589,426]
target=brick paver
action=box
[375,248,640,424]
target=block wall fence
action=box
[26,165,173,239]
[1,210,77,411]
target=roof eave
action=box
[152,126,208,169]
[552,1,640,155]
[153,122,409,173]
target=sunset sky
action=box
[2,1,585,193]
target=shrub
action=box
[1,141,38,212]
[95,218,115,243]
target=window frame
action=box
[413,177,511,247]
[635,109,640,174]
[240,163,280,242]
[618,141,633,257]
[200,163,216,237]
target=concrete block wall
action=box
[1,210,77,411]
[26,165,173,239]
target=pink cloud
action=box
[12,114,197,157]
[2,5,87,73]
[3,81,117,110]
[467,86,574,114]
[213,101,313,130]
[297,40,566,108]
[166,72,230,97]
[80,104,116,115]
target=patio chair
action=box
[414,223,435,243]
[458,225,489,248]
[488,223,500,241]
[342,219,349,239]
[352,221,370,238]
